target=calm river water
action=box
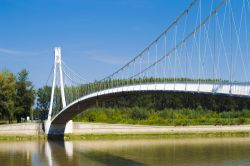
[1,137,250,166]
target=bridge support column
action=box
[44,120,73,135]
[48,47,67,122]
[64,120,73,134]
[44,120,51,134]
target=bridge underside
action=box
[50,82,250,130]
[51,90,142,124]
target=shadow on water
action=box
[80,151,147,166]
[47,134,65,141]
[46,137,147,166]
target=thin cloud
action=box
[0,48,20,55]
[0,47,49,56]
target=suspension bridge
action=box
[45,0,250,134]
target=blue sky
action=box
[1,0,249,88]
[0,0,193,88]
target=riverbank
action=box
[0,123,250,140]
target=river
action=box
[1,137,250,166]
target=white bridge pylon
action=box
[48,47,66,121]
[45,48,72,134]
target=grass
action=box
[64,131,250,140]
[0,135,47,141]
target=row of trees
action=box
[99,92,250,112]
[0,69,35,123]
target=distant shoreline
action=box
[0,123,250,140]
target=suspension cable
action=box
[128,0,227,80]
[98,0,200,82]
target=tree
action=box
[15,69,35,122]
[0,70,16,123]
[36,86,51,120]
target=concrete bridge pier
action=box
[44,120,73,135]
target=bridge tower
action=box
[45,47,72,134]
[48,47,66,121]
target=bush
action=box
[131,107,149,120]
[236,118,246,125]
[85,111,108,122]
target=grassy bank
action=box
[0,135,47,141]
[64,131,250,140]
[0,130,250,141]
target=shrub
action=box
[131,107,149,120]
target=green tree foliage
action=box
[100,92,250,112]
[0,69,36,123]
[15,69,35,122]
[37,86,51,120]
[0,70,16,123]
[36,86,64,119]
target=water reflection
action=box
[0,137,250,166]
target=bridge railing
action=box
[62,78,231,105]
